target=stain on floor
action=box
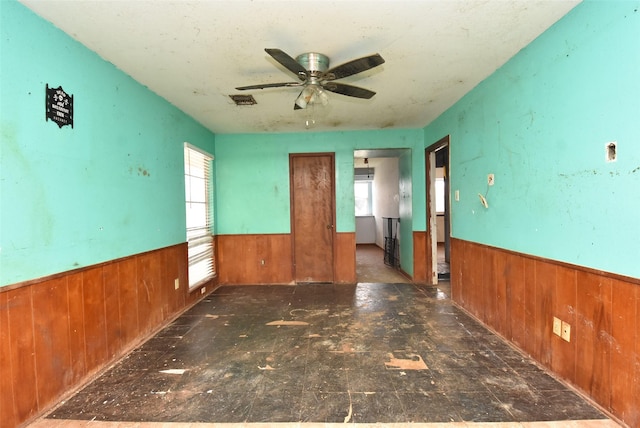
[43,283,611,425]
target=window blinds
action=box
[184,144,214,287]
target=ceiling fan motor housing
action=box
[296,52,330,73]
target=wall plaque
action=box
[46,84,73,128]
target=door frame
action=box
[289,152,336,283]
[425,136,450,284]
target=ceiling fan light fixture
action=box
[295,84,327,109]
[316,86,329,106]
[295,86,312,109]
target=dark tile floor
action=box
[47,283,607,424]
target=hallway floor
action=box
[35,282,615,427]
[356,244,410,284]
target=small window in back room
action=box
[355,180,373,216]
[354,167,374,216]
[435,177,445,214]
[184,143,215,288]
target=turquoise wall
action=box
[0,1,215,287]
[10,0,628,286]
[214,129,424,275]
[398,150,414,274]
[424,0,640,278]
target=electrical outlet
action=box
[174,278,180,290]
[455,190,460,201]
[561,321,571,342]
[201,287,206,294]
[488,173,495,186]
[553,317,562,336]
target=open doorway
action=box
[425,137,450,285]
[354,149,410,284]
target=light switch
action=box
[553,317,562,336]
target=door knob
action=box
[327,224,334,229]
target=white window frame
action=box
[435,177,445,214]
[184,143,215,289]
[354,179,373,216]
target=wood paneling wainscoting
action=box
[450,238,639,428]
[217,234,294,285]
[217,232,356,285]
[413,231,428,283]
[334,232,356,284]
[0,243,215,428]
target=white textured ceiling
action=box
[20,0,580,134]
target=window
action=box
[184,143,214,288]
[354,166,374,216]
[354,180,373,216]
[435,177,445,213]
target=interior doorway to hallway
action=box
[353,148,411,284]
[426,136,451,285]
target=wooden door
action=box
[425,148,438,284]
[425,136,450,285]
[290,153,335,283]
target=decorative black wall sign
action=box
[46,84,73,128]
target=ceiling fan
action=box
[235,48,385,110]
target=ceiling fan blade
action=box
[323,82,376,99]
[235,82,302,90]
[265,48,308,78]
[324,54,385,80]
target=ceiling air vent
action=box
[229,94,257,105]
